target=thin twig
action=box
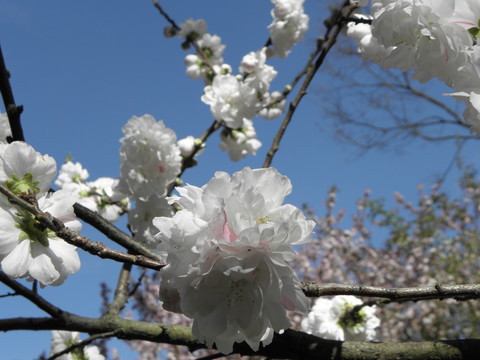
[263,3,358,168]
[73,202,162,262]
[47,332,115,360]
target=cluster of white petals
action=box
[347,0,480,132]
[0,112,12,143]
[0,142,81,286]
[50,330,105,360]
[268,0,309,59]
[301,296,380,341]
[118,114,182,200]
[219,119,262,161]
[128,193,173,249]
[177,18,227,82]
[153,167,314,354]
[55,161,129,223]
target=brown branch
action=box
[1,316,480,359]
[263,3,358,168]
[0,272,67,318]
[0,184,165,271]
[302,282,480,301]
[73,202,162,262]
[106,262,132,316]
[0,45,25,142]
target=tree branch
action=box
[0,184,165,271]
[1,315,480,359]
[302,282,480,301]
[0,272,67,318]
[0,45,25,142]
[263,2,358,168]
[73,202,162,262]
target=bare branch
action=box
[0,272,66,318]
[302,282,480,302]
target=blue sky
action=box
[0,1,477,359]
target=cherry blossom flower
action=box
[0,190,81,286]
[301,295,380,341]
[268,0,309,59]
[50,330,105,360]
[128,193,173,249]
[0,141,56,197]
[177,18,207,40]
[118,114,182,200]
[55,161,89,191]
[153,167,314,354]
[219,119,262,161]
[201,74,257,128]
[0,112,11,143]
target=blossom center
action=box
[337,303,367,330]
[6,172,40,195]
[15,211,54,247]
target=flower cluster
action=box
[117,114,182,246]
[153,167,314,353]
[347,0,480,133]
[0,142,81,286]
[219,119,262,161]
[55,161,129,223]
[118,114,182,200]
[268,0,309,59]
[50,330,105,360]
[301,295,380,341]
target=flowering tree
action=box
[1,1,480,359]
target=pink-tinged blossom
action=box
[301,296,380,341]
[118,114,182,200]
[153,167,314,354]
[0,190,81,286]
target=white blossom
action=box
[0,190,81,286]
[128,193,173,249]
[177,18,207,40]
[55,161,89,191]
[0,141,56,197]
[301,296,380,341]
[153,167,314,354]
[80,177,130,223]
[118,114,182,200]
[219,119,262,161]
[268,0,309,59]
[0,112,11,143]
[258,91,287,120]
[201,75,257,128]
[50,330,105,360]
